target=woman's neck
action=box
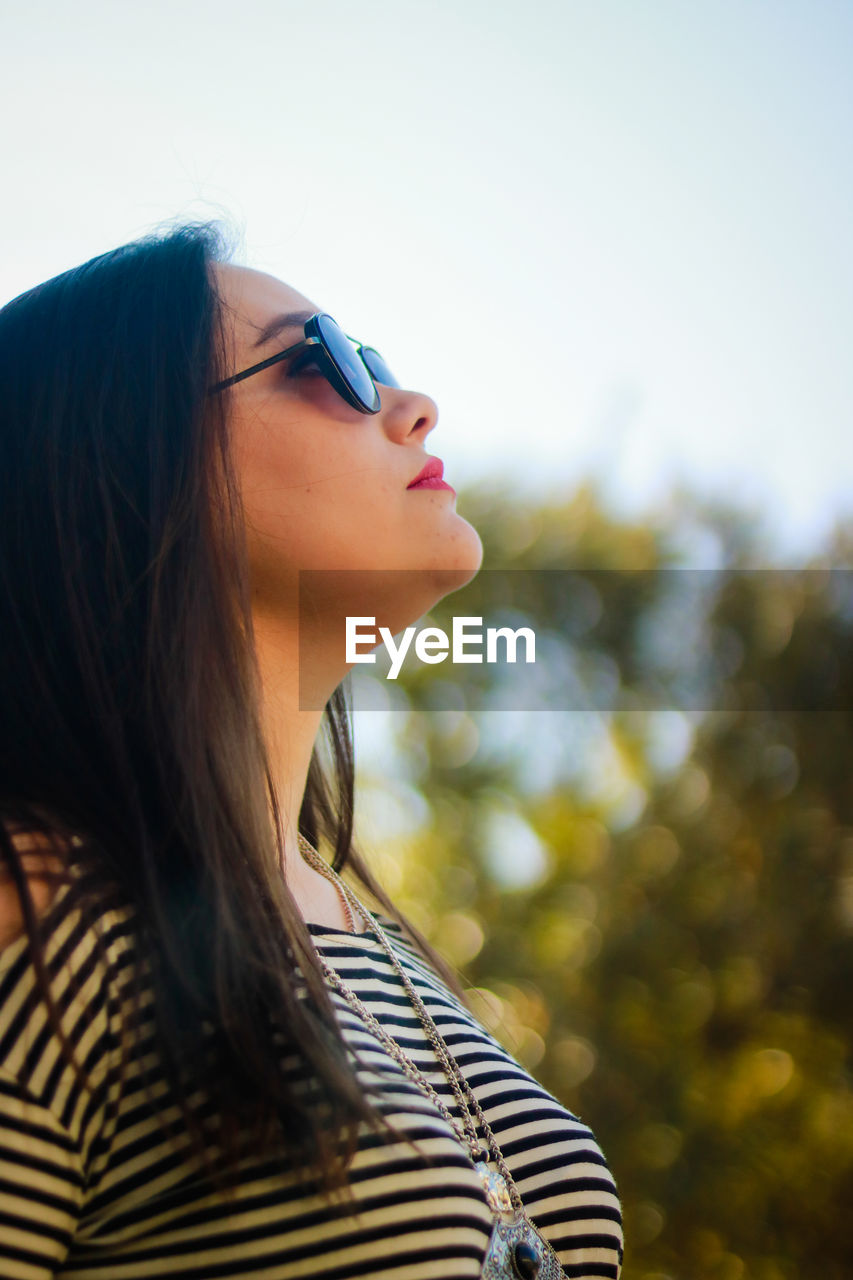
[253,610,363,933]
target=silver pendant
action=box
[480,1210,566,1280]
[474,1161,515,1215]
[474,1164,565,1279]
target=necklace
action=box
[298,835,566,1280]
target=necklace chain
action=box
[297,834,524,1212]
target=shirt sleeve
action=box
[0,1070,83,1279]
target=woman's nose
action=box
[379,387,439,443]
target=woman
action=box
[0,223,624,1279]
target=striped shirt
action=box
[0,884,623,1279]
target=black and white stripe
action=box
[0,889,623,1279]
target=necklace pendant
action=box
[474,1162,565,1279]
[480,1210,566,1280]
[474,1160,514,1216]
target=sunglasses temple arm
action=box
[210,336,319,392]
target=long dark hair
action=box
[0,221,463,1191]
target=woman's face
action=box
[213,264,483,636]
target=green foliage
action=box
[353,480,853,1280]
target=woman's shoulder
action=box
[0,821,132,943]
[0,824,69,946]
[0,823,140,1087]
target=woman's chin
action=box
[367,514,482,582]
[407,529,482,605]
[425,514,484,578]
[397,525,484,624]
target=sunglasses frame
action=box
[209,312,390,415]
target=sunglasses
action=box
[209,312,398,414]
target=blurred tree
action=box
[352,480,853,1280]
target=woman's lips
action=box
[407,456,456,494]
[408,475,456,492]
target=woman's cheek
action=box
[290,376,367,425]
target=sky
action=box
[2,0,851,562]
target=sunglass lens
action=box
[316,314,379,411]
[361,347,398,389]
